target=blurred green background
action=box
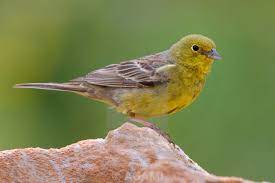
[1,0,275,181]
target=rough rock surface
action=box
[0,123,257,183]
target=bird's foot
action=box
[128,118,174,145]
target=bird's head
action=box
[170,34,222,68]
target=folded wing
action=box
[71,51,175,88]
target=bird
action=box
[15,34,222,143]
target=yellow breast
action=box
[114,63,209,118]
[115,79,204,118]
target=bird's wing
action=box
[71,51,176,88]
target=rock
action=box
[0,123,258,183]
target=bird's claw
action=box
[128,118,175,145]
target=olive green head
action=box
[170,34,221,66]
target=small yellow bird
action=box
[15,34,221,142]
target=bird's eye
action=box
[191,45,199,51]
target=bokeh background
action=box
[1,0,275,181]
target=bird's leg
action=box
[128,117,174,144]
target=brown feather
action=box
[71,50,174,88]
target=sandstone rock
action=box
[0,123,258,183]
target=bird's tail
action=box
[14,83,87,92]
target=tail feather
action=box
[14,83,87,92]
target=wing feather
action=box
[71,50,175,88]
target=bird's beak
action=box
[204,48,222,60]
